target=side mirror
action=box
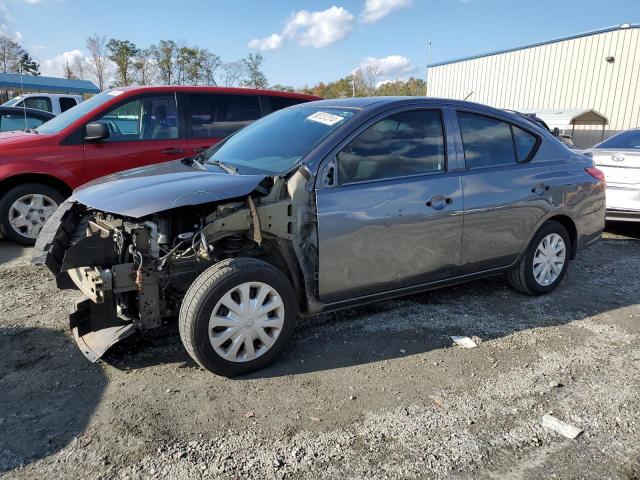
[85,122,110,141]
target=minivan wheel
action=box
[179,258,298,377]
[507,220,571,296]
[0,183,64,245]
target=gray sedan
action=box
[35,97,606,376]
[584,129,640,221]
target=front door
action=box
[455,110,555,273]
[316,108,463,303]
[83,94,187,181]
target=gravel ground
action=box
[1,223,639,479]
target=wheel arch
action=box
[545,214,578,260]
[0,173,73,200]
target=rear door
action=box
[455,110,554,272]
[83,93,188,181]
[185,93,262,155]
[316,107,463,303]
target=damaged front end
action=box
[33,168,318,362]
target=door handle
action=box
[426,195,453,209]
[160,148,184,155]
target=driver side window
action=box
[337,109,446,184]
[96,95,178,142]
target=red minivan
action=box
[0,86,320,244]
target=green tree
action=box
[107,39,139,86]
[242,53,267,89]
[151,40,178,85]
[199,49,220,86]
[18,52,40,75]
[134,48,157,85]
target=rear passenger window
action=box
[458,112,516,168]
[338,109,446,184]
[60,97,78,112]
[513,126,537,161]
[23,97,52,113]
[189,94,261,139]
[268,95,306,112]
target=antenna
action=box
[426,40,431,96]
[19,64,28,130]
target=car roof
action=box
[112,85,321,101]
[298,96,518,114]
[0,106,55,117]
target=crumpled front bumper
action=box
[33,199,136,362]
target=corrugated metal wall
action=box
[428,26,640,147]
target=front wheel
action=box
[179,258,298,377]
[0,183,64,245]
[507,220,571,295]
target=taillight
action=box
[585,166,606,185]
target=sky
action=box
[1,0,638,88]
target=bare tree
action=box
[219,60,245,87]
[72,55,86,80]
[63,61,77,80]
[86,34,108,90]
[361,64,381,95]
[0,36,25,73]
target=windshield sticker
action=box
[307,111,345,126]
[107,90,124,96]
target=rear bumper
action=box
[576,208,605,253]
[606,208,640,222]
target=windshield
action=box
[2,96,22,107]
[596,130,640,150]
[205,106,357,174]
[35,91,120,135]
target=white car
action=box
[585,129,640,222]
[2,93,83,115]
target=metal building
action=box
[427,24,640,148]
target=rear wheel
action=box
[507,220,571,295]
[0,183,64,245]
[179,258,298,377]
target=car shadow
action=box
[605,221,640,239]
[103,236,640,379]
[0,327,107,472]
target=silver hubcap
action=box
[208,281,285,363]
[8,194,58,239]
[533,233,566,286]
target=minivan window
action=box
[97,95,178,141]
[23,97,52,113]
[60,97,78,112]
[338,109,446,184]
[205,106,356,175]
[268,95,307,112]
[36,91,118,135]
[458,112,516,168]
[189,94,261,139]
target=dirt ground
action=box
[1,223,639,479]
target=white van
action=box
[2,93,84,115]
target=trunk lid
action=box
[591,149,640,185]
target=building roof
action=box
[0,73,100,94]
[429,23,639,68]
[519,108,609,128]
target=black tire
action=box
[507,220,571,295]
[0,183,65,246]
[179,257,298,377]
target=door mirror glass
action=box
[85,122,110,141]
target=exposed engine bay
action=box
[33,169,319,362]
